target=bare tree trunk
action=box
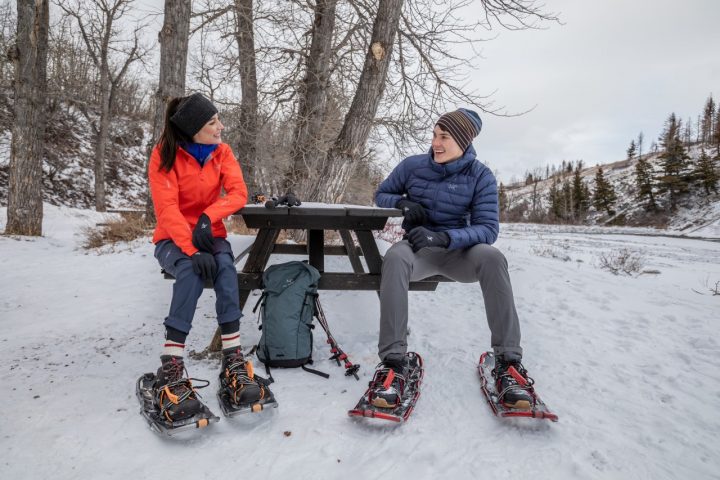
[95,63,110,212]
[286,0,337,194]
[310,0,403,203]
[6,0,49,236]
[234,0,259,194]
[145,0,191,220]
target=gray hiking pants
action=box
[378,240,522,362]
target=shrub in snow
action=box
[82,214,152,249]
[597,248,646,276]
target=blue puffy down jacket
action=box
[374,145,499,249]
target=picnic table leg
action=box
[353,230,383,273]
[205,227,281,355]
[339,229,364,273]
[308,229,324,272]
[353,229,384,299]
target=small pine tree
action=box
[694,148,719,194]
[548,175,562,220]
[593,165,617,216]
[561,177,573,219]
[634,155,657,211]
[701,95,716,144]
[498,182,508,214]
[627,139,637,161]
[713,109,720,157]
[572,162,589,217]
[658,113,691,209]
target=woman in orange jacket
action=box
[145,93,274,428]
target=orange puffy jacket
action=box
[149,143,248,256]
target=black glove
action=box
[278,192,302,207]
[407,227,450,252]
[191,252,217,282]
[192,213,215,252]
[396,198,427,226]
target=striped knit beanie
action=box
[435,108,483,152]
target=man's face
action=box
[431,126,464,164]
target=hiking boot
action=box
[153,356,204,422]
[369,354,409,409]
[493,356,535,410]
[219,349,266,406]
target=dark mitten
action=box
[277,193,302,207]
[396,198,427,226]
[407,227,450,252]
[191,252,217,281]
[283,192,302,206]
[192,213,215,252]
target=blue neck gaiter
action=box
[181,143,219,167]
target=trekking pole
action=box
[313,297,360,380]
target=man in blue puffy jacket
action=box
[368,109,533,412]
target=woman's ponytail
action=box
[158,96,191,172]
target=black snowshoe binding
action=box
[136,357,219,435]
[217,349,277,417]
[494,356,535,410]
[477,351,558,422]
[348,352,424,423]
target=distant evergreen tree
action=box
[713,109,720,156]
[561,177,573,218]
[498,182,508,213]
[634,155,657,211]
[658,113,691,209]
[701,95,716,144]
[694,148,719,194]
[572,162,590,216]
[548,175,562,220]
[593,165,617,216]
[637,132,644,161]
[627,139,637,162]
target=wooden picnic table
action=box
[204,202,449,351]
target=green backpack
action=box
[254,261,328,378]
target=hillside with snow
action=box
[0,96,150,209]
[502,146,720,235]
[1,204,718,479]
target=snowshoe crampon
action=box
[136,373,219,436]
[348,352,424,423]
[477,352,558,422]
[217,373,278,417]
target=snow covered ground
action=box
[1,205,719,480]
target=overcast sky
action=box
[134,0,720,184]
[467,0,720,183]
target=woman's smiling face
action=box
[192,114,224,144]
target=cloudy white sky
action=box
[468,0,720,183]
[133,0,720,184]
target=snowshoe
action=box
[217,350,278,417]
[348,352,424,423]
[477,351,558,422]
[136,371,219,436]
